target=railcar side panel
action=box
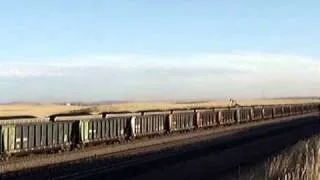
[238,108,252,123]
[274,106,283,117]
[1,121,74,156]
[134,113,167,137]
[198,110,217,128]
[80,116,130,144]
[170,111,195,132]
[252,107,263,121]
[219,109,237,125]
[263,107,274,119]
[1,125,16,154]
[291,106,298,115]
[283,106,291,116]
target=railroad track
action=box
[31,114,320,180]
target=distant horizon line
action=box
[1,96,319,105]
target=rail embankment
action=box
[221,134,320,180]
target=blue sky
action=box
[0,1,320,102]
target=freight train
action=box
[0,103,319,160]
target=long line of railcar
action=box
[0,103,319,160]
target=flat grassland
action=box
[0,104,86,118]
[0,98,319,118]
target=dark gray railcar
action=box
[283,105,291,116]
[302,104,310,113]
[312,104,320,112]
[238,108,252,123]
[134,111,169,137]
[303,104,315,113]
[218,108,237,125]
[18,121,74,151]
[297,105,304,114]
[310,104,316,112]
[80,114,133,144]
[291,105,303,114]
[197,109,217,128]
[252,107,263,121]
[1,120,75,157]
[263,106,274,119]
[273,106,283,117]
[170,110,195,132]
[290,105,298,115]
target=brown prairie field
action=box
[0,98,320,118]
[0,104,87,118]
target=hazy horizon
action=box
[1,1,320,102]
[1,96,319,105]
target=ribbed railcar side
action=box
[310,104,317,112]
[79,114,133,146]
[238,107,252,123]
[252,107,263,121]
[263,106,274,119]
[302,104,310,113]
[310,104,316,112]
[273,106,283,118]
[196,109,218,129]
[297,104,303,114]
[290,105,298,115]
[218,108,237,125]
[313,104,320,112]
[295,105,304,114]
[169,110,196,132]
[1,124,15,157]
[133,111,169,137]
[0,120,75,158]
[304,104,315,113]
[282,105,291,116]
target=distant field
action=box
[0,104,87,118]
[0,98,320,118]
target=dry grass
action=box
[0,104,87,118]
[90,99,320,113]
[0,98,319,118]
[225,134,320,180]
